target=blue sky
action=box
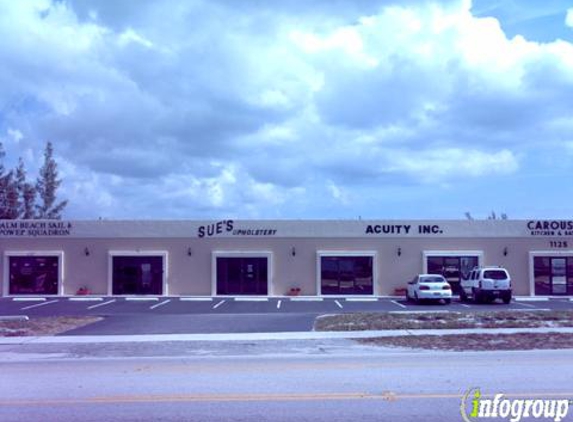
[1,0,572,220]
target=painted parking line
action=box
[69,297,103,302]
[150,299,171,310]
[20,299,58,310]
[290,297,323,302]
[179,297,213,302]
[391,300,407,309]
[234,298,269,302]
[514,301,537,308]
[345,298,378,302]
[87,299,116,310]
[213,300,225,309]
[334,300,343,309]
[391,310,450,314]
[277,300,282,309]
[12,297,46,302]
[125,297,159,301]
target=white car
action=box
[406,274,452,304]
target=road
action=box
[1,345,572,421]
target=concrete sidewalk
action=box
[2,326,573,345]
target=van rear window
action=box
[483,270,508,280]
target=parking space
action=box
[0,296,571,317]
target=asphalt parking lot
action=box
[1,295,571,316]
[1,296,571,335]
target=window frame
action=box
[211,251,273,296]
[108,251,168,296]
[3,251,64,297]
[316,250,377,297]
[529,251,573,297]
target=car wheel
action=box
[502,294,512,304]
[460,289,468,302]
[444,298,451,305]
[473,289,481,304]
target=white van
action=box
[460,266,512,304]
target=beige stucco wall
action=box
[1,234,572,296]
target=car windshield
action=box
[420,276,446,283]
[483,270,508,280]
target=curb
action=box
[2,327,573,345]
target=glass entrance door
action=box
[216,257,268,295]
[426,255,479,294]
[534,256,573,295]
[112,256,164,295]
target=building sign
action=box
[197,220,277,238]
[365,224,444,235]
[0,221,72,237]
[527,221,573,237]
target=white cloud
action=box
[566,9,573,27]
[0,0,571,219]
[388,149,518,182]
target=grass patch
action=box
[360,333,573,351]
[314,310,573,331]
[0,316,102,337]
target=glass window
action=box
[483,270,508,280]
[9,256,59,295]
[216,257,268,295]
[320,256,373,295]
[567,258,573,295]
[534,257,551,295]
[420,276,446,283]
[112,256,163,295]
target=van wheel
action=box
[473,289,481,304]
[503,295,512,304]
[460,290,468,302]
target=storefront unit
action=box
[530,251,573,296]
[109,251,168,296]
[1,219,573,297]
[422,251,482,294]
[3,251,63,296]
[317,251,377,296]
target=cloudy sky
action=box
[1,0,572,220]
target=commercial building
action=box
[1,219,572,297]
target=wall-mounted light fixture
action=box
[397,247,402,257]
[291,247,296,257]
[84,247,90,256]
[503,247,508,257]
[187,247,192,256]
